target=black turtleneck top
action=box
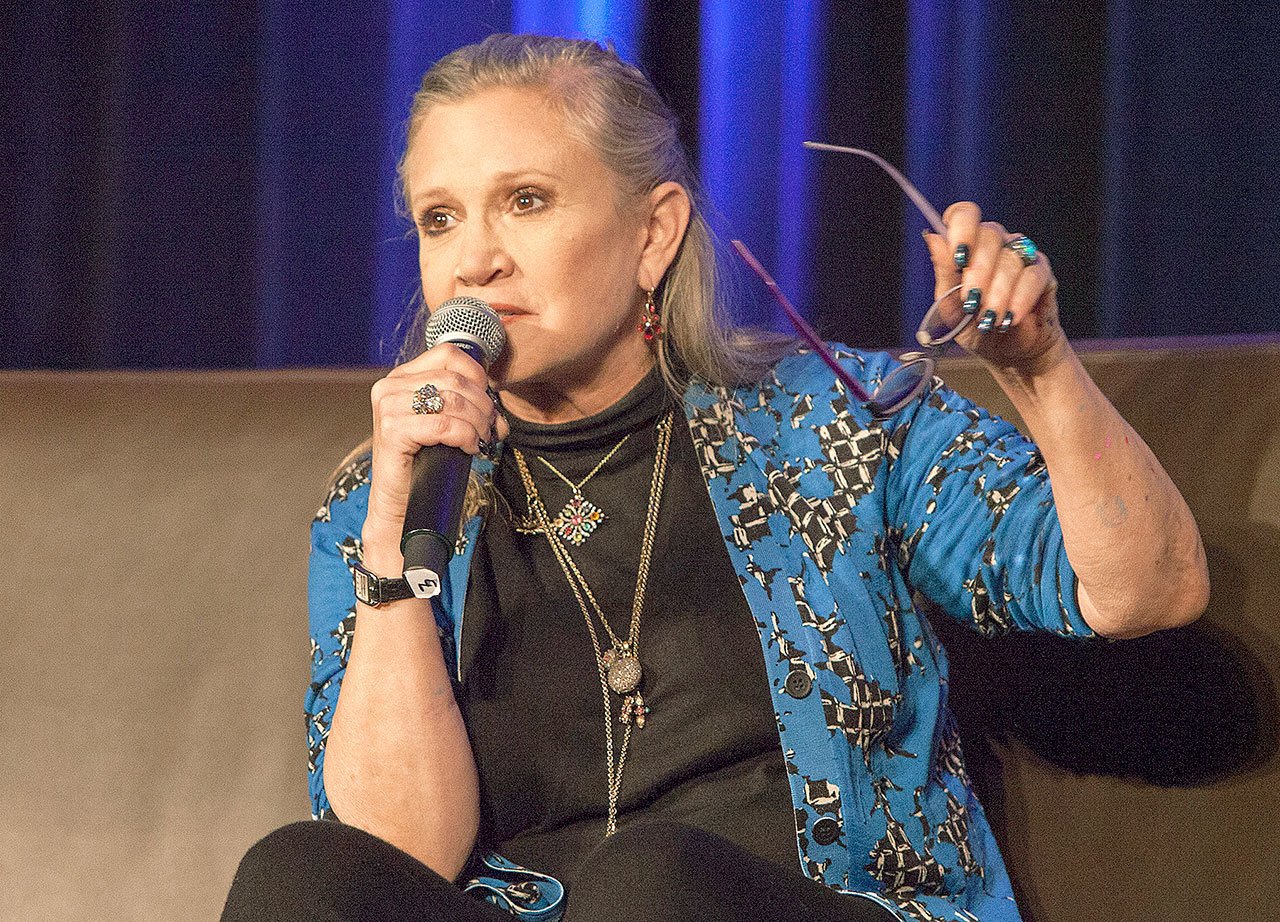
[458,369,798,887]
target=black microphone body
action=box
[400,297,505,599]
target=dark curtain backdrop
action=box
[3,1,1277,370]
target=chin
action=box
[489,354,554,394]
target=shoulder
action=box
[768,345,993,422]
[769,343,898,394]
[731,344,900,428]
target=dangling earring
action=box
[639,288,663,342]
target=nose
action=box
[454,217,512,288]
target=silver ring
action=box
[1005,234,1038,266]
[411,383,445,415]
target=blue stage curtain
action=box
[1101,2,1280,337]
[699,0,820,331]
[2,2,1276,369]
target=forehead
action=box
[404,86,614,201]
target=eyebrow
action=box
[410,169,564,209]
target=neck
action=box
[500,352,658,425]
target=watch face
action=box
[353,567,375,605]
[353,561,412,607]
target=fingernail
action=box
[977,309,997,333]
[963,288,982,315]
[954,244,970,270]
[921,229,933,240]
[997,314,1014,333]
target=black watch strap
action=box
[352,560,416,607]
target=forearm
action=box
[322,522,480,880]
[987,338,1210,638]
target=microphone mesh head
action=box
[424,296,506,364]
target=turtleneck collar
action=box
[502,366,670,453]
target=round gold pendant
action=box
[607,654,642,694]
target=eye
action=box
[419,209,457,237]
[512,187,547,214]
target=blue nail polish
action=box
[963,288,982,315]
[997,314,1014,333]
[977,309,997,333]
[954,244,970,270]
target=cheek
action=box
[545,231,638,316]
[418,248,452,301]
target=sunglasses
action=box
[733,142,967,419]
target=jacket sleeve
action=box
[883,380,1094,638]
[305,453,372,819]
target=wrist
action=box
[985,331,1075,388]
[361,520,407,574]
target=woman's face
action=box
[402,85,665,421]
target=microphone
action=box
[401,296,506,599]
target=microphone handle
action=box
[399,336,490,599]
[401,444,470,599]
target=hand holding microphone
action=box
[362,297,507,601]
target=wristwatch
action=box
[351,560,416,607]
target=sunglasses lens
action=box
[917,284,968,347]
[868,361,931,418]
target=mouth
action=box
[489,302,529,323]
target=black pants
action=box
[221,819,899,922]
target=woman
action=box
[223,33,1208,922]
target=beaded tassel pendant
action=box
[603,644,650,728]
[621,692,650,728]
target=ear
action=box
[636,181,692,291]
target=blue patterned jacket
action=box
[306,347,1093,922]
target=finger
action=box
[404,410,488,454]
[942,201,982,271]
[374,376,495,453]
[414,383,495,446]
[921,231,967,327]
[962,222,1007,330]
[982,241,1031,333]
[374,392,491,458]
[430,371,497,427]
[376,366,491,427]
[1006,255,1055,329]
[386,342,490,389]
[922,230,960,297]
[393,368,496,429]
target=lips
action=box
[488,302,529,322]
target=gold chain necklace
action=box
[511,410,673,837]
[514,432,631,545]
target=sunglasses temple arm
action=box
[802,141,947,236]
[730,240,872,403]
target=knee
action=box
[226,823,329,899]
[223,820,373,918]
[239,821,338,878]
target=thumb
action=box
[921,230,961,298]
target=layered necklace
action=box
[511,409,674,836]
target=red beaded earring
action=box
[639,288,663,341]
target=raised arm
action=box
[924,204,1209,638]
